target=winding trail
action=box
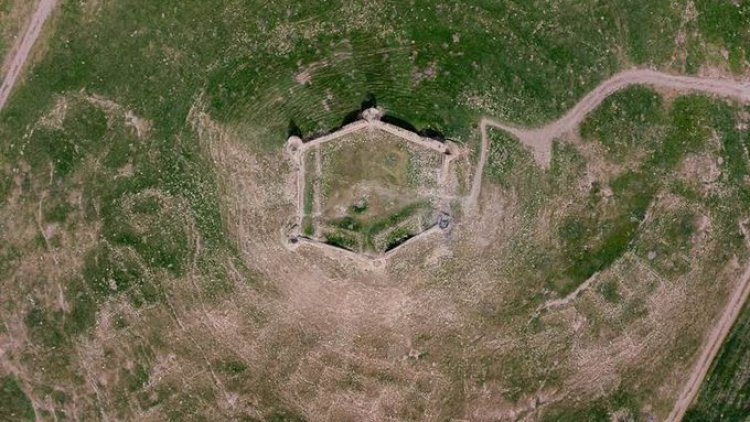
[465,68,750,421]
[0,0,57,111]
[467,68,750,211]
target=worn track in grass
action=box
[465,68,750,420]
[666,242,750,421]
[0,0,57,111]
[467,68,750,210]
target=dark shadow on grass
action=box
[382,115,447,143]
[381,114,418,132]
[287,119,302,138]
[385,233,416,252]
[419,127,446,141]
[340,109,361,127]
[361,92,377,110]
[296,94,452,144]
[341,93,378,127]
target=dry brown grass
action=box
[190,111,512,419]
[2,89,748,420]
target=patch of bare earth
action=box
[0,95,173,419]
[0,160,101,418]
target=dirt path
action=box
[0,0,57,111]
[666,248,750,421]
[467,68,750,211]
[535,272,600,315]
[465,68,750,420]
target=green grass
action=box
[204,0,629,142]
[21,99,108,177]
[82,244,164,308]
[384,226,416,251]
[580,86,665,160]
[486,89,749,299]
[301,216,314,237]
[650,95,715,170]
[323,230,358,251]
[582,88,740,176]
[485,127,655,295]
[0,1,17,74]
[331,216,362,232]
[633,208,696,278]
[23,276,98,346]
[350,201,368,215]
[216,360,248,376]
[0,0,702,154]
[480,90,750,418]
[364,202,429,237]
[693,0,750,73]
[686,300,750,421]
[363,202,431,252]
[324,201,430,253]
[560,91,748,292]
[0,376,34,421]
[25,306,65,348]
[303,151,316,217]
[484,129,548,216]
[597,279,621,303]
[320,135,438,200]
[101,197,191,276]
[542,388,639,422]
[303,178,314,217]
[556,170,655,292]
[1,0,742,150]
[63,277,99,336]
[313,132,440,253]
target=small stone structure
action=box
[438,213,452,230]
